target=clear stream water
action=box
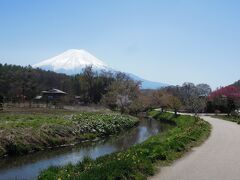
[0,118,169,180]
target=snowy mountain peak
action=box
[33,49,108,74]
[33,49,168,89]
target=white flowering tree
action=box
[102,72,141,114]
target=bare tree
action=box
[188,84,211,115]
[168,96,182,116]
[80,66,96,103]
[189,94,207,115]
[196,84,212,96]
[152,90,170,112]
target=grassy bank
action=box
[38,111,211,180]
[0,111,138,157]
[213,115,240,124]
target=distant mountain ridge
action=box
[127,73,169,89]
[33,49,169,89]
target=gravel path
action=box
[149,116,240,180]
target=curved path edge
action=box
[149,116,240,180]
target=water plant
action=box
[0,112,138,157]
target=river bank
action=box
[0,109,138,157]
[39,111,211,179]
[0,116,164,179]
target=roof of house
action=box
[42,88,67,95]
[34,95,42,100]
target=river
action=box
[0,117,169,180]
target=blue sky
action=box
[0,0,240,89]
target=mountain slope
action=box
[33,49,168,89]
[33,49,109,74]
[128,73,169,89]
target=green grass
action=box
[0,112,138,157]
[212,115,240,124]
[38,111,211,180]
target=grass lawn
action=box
[38,111,211,180]
[0,109,138,157]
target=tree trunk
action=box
[174,109,177,116]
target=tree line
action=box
[0,63,141,113]
[1,63,239,115]
[0,64,117,104]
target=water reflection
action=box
[0,118,170,180]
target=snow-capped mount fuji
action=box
[33,49,109,74]
[33,49,168,89]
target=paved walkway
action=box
[149,116,240,180]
